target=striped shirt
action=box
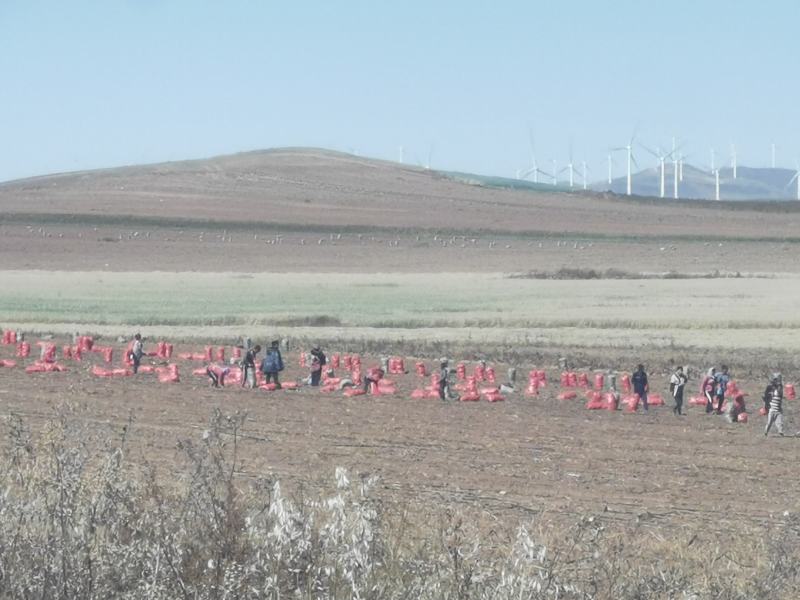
[769,388,783,412]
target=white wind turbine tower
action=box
[607,153,614,185]
[787,160,800,200]
[715,169,721,201]
[641,144,678,199]
[612,130,639,195]
[517,129,541,183]
[730,143,737,179]
[560,142,577,189]
[582,160,590,190]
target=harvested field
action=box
[0,338,797,538]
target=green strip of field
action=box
[1,271,800,350]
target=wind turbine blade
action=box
[786,173,799,188]
[631,153,640,170]
[639,143,659,159]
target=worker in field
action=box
[206,363,231,388]
[260,340,283,388]
[726,392,747,424]
[714,365,731,414]
[764,373,785,436]
[362,365,385,394]
[631,364,649,411]
[129,333,144,374]
[701,367,717,414]
[438,358,452,401]
[241,344,261,388]
[309,346,327,386]
[669,366,687,416]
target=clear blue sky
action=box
[1,0,797,182]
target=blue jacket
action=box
[261,349,284,373]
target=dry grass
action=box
[2,409,799,599]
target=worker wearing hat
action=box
[438,358,451,401]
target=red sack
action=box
[603,393,619,411]
[62,345,73,360]
[485,367,496,383]
[16,342,30,358]
[137,365,156,374]
[232,346,242,360]
[192,367,208,376]
[415,362,428,377]
[215,347,225,362]
[738,413,749,423]
[456,363,466,380]
[557,391,577,401]
[624,394,640,413]
[0,359,17,368]
[577,373,589,388]
[331,353,340,368]
[459,393,480,402]
[474,364,485,381]
[92,365,113,377]
[204,346,213,362]
[568,372,578,387]
[343,355,352,370]
[759,407,768,416]
[485,392,505,402]
[648,394,664,406]
[479,386,499,396]
[525,383,539,396]
[344,387,367,397]
[164,343,173,359]
[410,389,428,399]
[260,382,278,391]
[111,368,133,377]
[621,374,631,394]
[594,373,604,391]
[785,384,796,400]
[282,381,299,390]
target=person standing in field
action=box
[714,365,731,415]
[241,344,261,388]
[438,358,452,401]
[309,346,326,386]
[726,392,747,424]
[702,367,717,414]
[129,333,144,374]
[764,373,785,436]
[260,340,283,388]
[631,364,649,411]
[669,366,687,416]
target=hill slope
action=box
[2,148,800,239]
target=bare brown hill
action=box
[2,148,800,240]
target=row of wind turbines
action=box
[514,131,800,201]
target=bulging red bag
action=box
[594,373,604,391]
[557,391,577,401]
[738,413,749,423]
[459,393,480,402]
[16,342,31,358]
[0,359,17,368]
[621,374,631,394]
[215,347,225,362]
[485,391,505,402]
[485,367,496,383]
[344,387,367,397]
[648,394,664,406]
[331,353,340,368]
[785,384,796,400]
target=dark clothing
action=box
[438,366,450,401]
[242,349,259,388]
[632,370,649,410]
[261,349,283,373]
[763,383,781,412]
[310,349,326,367]
[310,369,322,386]
[264,371,281,388]
[705,390,715,414]
[670,371,687,415]
[714,372,730,413]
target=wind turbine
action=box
[612,129,640,195]
[607,153,614,185]
[715,169,721,201]
[730,143,737,179]
[551,159,558,186]
[560,142,577,189]
[582,160,590,190]
[641,144,678,199]
[517,129,541,183]
[425,144,434,170]
[787,161,800,200]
